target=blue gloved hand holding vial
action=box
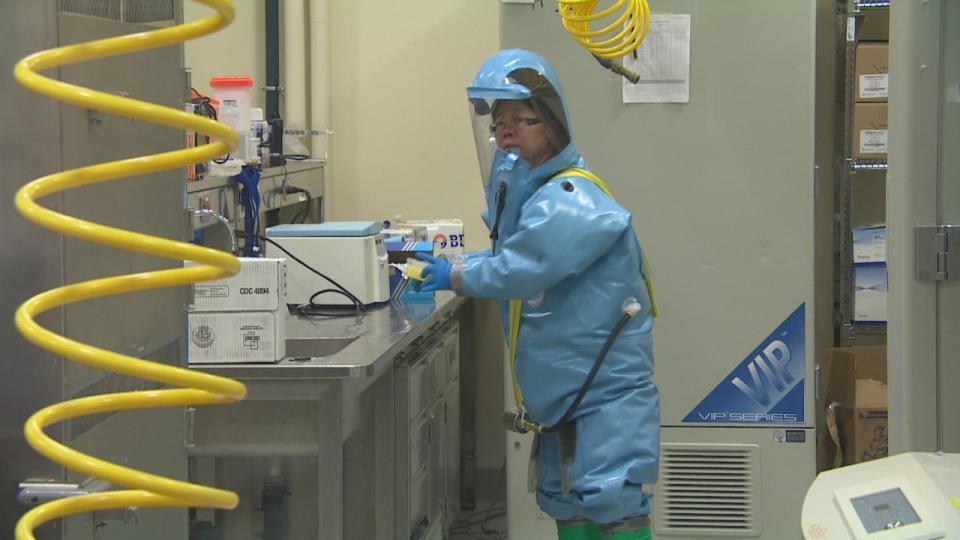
[414,253,452,292]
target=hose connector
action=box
[621,297,642,318]
[502,409,540,434]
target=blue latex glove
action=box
[415,253,452,292]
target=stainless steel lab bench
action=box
[187,292,466,540]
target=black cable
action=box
[189,91,230,164]
[274,164,312,224]
[189,88,221,177]
[285,186,312,224]
[540,313,632,433]
[489,183,507,244]
[308,289,357,308]
[292,195,311,224]
[254,234,366,318]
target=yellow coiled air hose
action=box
[557,0,651,82]
[13,1,246,538]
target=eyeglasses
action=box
[489,117,542,134]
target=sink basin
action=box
[285,336,358,358]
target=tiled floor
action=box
[449,503,507,540]
[451,465,509,539]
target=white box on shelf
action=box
[853,225,886,263]
[393,219,465,258]
[854,263,887,323]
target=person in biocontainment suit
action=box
[416,49,660,540]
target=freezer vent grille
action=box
[655,443,761,536]
[60,0,174,23]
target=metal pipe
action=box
[265,0,281,120]
[191,208,237,255]
[283,0,307,131]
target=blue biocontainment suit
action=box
[446,49,661,528]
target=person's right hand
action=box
[415,253,452,292]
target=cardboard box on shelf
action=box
[821,346,888,469]
[855,42,889,102]
[853,102,888,159]
[857,10,889,41]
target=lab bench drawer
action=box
[409,467,430,531]
[428,346,445,400]
[407,362,435,423]
[442,327,460,384]
[410,415,430,478]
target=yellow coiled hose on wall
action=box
[557,0,651,82]
[13,1,246,538]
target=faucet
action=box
[189,207,238,255]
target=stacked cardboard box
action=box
[187,258,287,364]
[852,26,889,159]
[821,346,888,470]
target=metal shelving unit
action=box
[854,0,890,8]
[835,0,890,345]
[851,159,888,171]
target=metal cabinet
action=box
[2,4,189,539]
[395,321,461,540]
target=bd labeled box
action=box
[393,219,465,258]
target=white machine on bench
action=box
[265,221,390,307]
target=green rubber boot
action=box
[557,521,601,540]
[600,527,652,540]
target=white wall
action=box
[183,1,266,109]
[327,2,494,233]
[329,0,504,472]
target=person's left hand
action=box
[415,253,452,292]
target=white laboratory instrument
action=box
[802,452,960,539]
[265,221,390,307]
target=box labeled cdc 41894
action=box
[187,257,287,312]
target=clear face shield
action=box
[468,98,498,189]
[468,69,570,189]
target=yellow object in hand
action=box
[404,258,427,281]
